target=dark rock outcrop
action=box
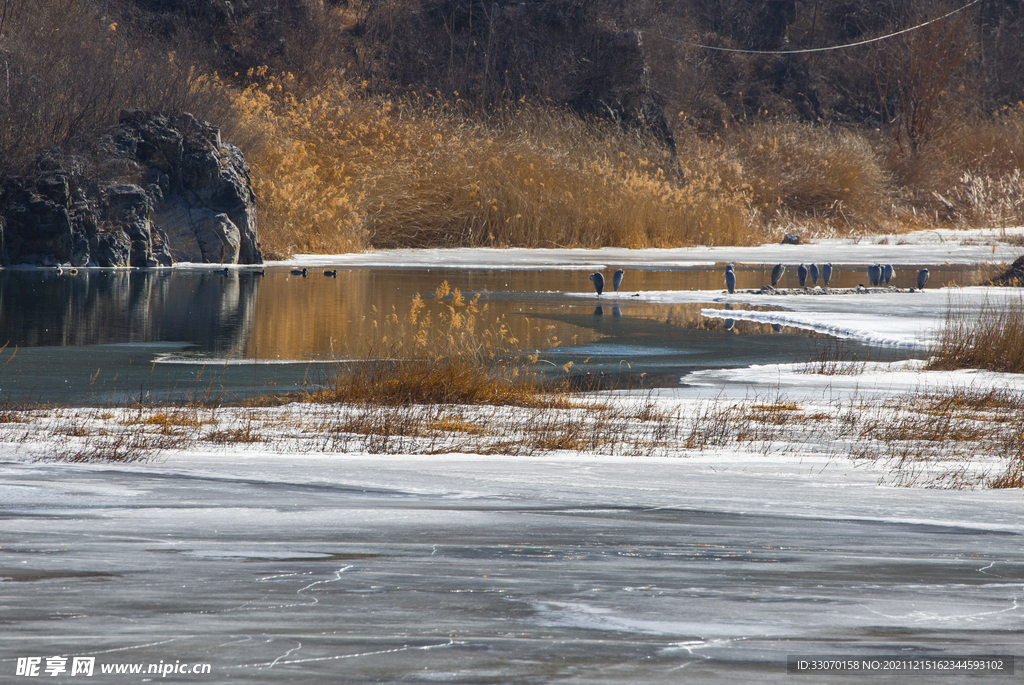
[983,255,1024,287]
[0,110,262,267]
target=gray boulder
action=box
[1,110,261,267]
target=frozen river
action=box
[3,453,1021,683]
[3,228,1022,682]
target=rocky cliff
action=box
[0,110,262,267]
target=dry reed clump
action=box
[308,281,565,407]
[934,170,1024,230]
[925,297,1024,374]
[729,122,891,234]
[884,106,1024,228]
[232,74,761,257]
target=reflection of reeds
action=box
[308,281,562,407]
[926,298,1024,374]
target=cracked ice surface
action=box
[2,451,1022,683]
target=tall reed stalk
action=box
[926,298,1024,374]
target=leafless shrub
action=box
[875,6,976,156]
[0,0,239,169]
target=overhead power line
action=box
[651,0,982,55]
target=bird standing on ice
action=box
[612,269,624,292]
[771,263,785,288]
[724,265,736,294]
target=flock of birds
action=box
[56,263,934,293]
[587,268,625,296]
[587,264,931,295]
[757,262,928,292]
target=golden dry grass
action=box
[926,297,1024,374]
[886,105,1024,229]
[232,74,763,257]
[729,121,891,234]
[227,80,1024,248]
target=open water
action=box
[0,263,971,403]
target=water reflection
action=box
[0,263,972,401]
[0,269,257,354]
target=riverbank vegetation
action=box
[2,0,1024,256]
[3,381,1021,489]
[926,297,1024,374]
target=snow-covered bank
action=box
[2,355,1021,489]
[267,226,1024,269]
[694,286,1024,349]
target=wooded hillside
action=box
[2,0,1023,255]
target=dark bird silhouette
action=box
[290,268,308,277]
[725,267,736,294]
[771,263,785,288]
[589,272,605,296]
[324,269,338,277]
[612,269,624,292]
[867,264,882,287]
[214,267,230,276]
[809,263,819,286]
[798,264,808,287]
[821,263,833,286]
[917,268,929,290]
[882,264,894,286]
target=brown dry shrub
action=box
[923,107,1024,228]
[731,122,890,232]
